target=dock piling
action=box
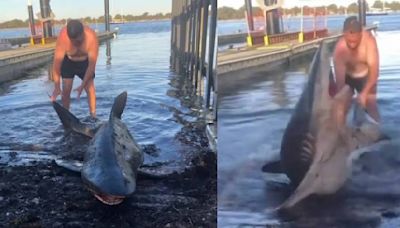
[104,0,110,32]
[39,0,53,38]
[27,0,36,36]
[170,0,218,151]
[358,0,367,26]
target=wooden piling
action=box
[170,0,218,151]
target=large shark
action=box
[262,41,387,210]
[52,91,143,205]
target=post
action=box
[198,0,209,97]
[245,0,254,31]
[39,0,52,38]
[104,0,110,32]
[298,6,304,43]
[194,1,203,95]
[27,0,36,36]
[358,0,366,26]
[313,7,316,39]
[245,0,255,46]
[205,0,217,110]
[170,0,176,68]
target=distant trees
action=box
[218,1,400,20]
[347,3,359,14]
[0,19,27,28]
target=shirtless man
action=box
[50,19,99,117]
[333,16,380,122]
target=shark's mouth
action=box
[87,187,125,205]
[94,193,125,205]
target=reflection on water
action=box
[0,21,201,174]
[106,40,112,66]
[218,31,400,227]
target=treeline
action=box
[218,0,400,20]
[0,12,172,29]
[0,19,29,29]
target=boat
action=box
[366,11,388,16]
[367,1,389,16]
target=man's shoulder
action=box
[362,30,377,47]
[334,37,346,50]
[84,26,96,35]
[56,28,68,45]
[58,27,67,37]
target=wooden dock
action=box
[0,31,116,84]
[218,35,338,75]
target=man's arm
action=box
[80,30,99,89]
[333,40,347,91]
[362,33,379,95]
[51,30,66,101]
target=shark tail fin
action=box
[52,101,94,138]
[110,91,128,120]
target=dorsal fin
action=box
[52,101,94,138]
[110,91,128,120]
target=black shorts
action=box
[61,55,95,80]
[345,74,366,93]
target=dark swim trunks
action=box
[61,55,95,80]
[345,74,367,93]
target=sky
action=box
[0,0,382,22]
[0,0,172,22]
[219,0,378,9]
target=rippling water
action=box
[218,29,400,227]
[0,21,199,172]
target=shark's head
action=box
[80,123,139,205]
[81,165,137,206]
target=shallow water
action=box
[0,21,200,172]
[218,30,400,227]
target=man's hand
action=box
[50,87,61,101]
[357,91,368,108]
[74,84,84,99]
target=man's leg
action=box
[85,79,96,117]
[366,86,380,122]
[62,78,73,110]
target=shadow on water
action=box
[218,30,400,227]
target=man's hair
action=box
[343,16,362,33]
[67,20,84,39]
